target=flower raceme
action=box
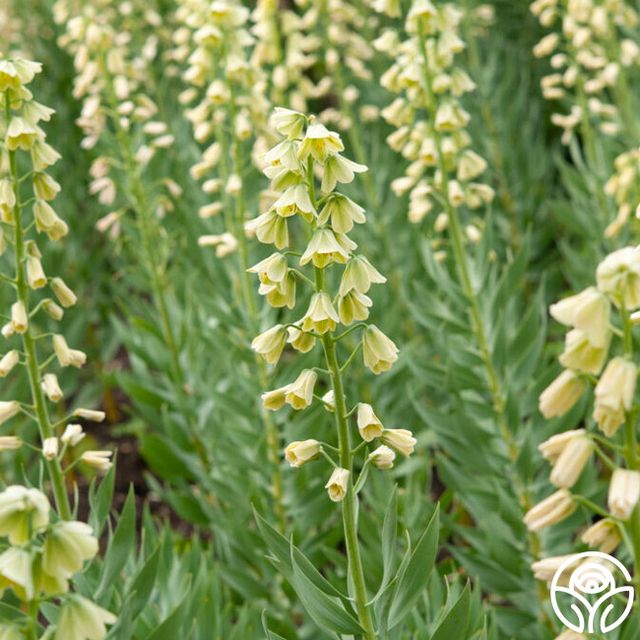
[0,55,115,639]
[249,108,414,637]
[249,108,415,500]
[532,244,640,595]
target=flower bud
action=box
[81,450,113,473]
[549,434,592,488]
[538,370,586,419]
[42,373,63,402]
[523,489,576,532]
[50,277,77,307]
[284,439,321,467]
[581,519,621,554]
[369,445,396,469]
[73,408,106,422]
[325,467,349,502]
[43,299,64,321]
[42,437,59,460]
[0,350,19,377]
[531,554,580,583]
[363,325,399,374]
[11,301,28,334]
[0,401,20,425]
[61,423,85,446]
[538,429,587,462]
[251,325,288,364]
[0,436,22,451]
[608,469,640,520]
[33,172,61,200]
[357,403,383,441]
[53,335,87,368]
[594,357,637,436]
[381,428,416,456]
[321,390,335,412]
[26,256,46,289]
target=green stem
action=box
[228,83,286,532]
[318,273,377,640]
[5,92,71,520]
[417,19,550,625]
[309,167,376,637]
[100,62,209,467]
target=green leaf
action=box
[290,542,363,635]
[388,504,440,629]
[95,486,136,600]
[128,545,161,618]
[261,611,288,640]
[89,463,115,538]
[370,488,398,605]
[430,586,471,640]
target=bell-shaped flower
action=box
[338,290,372,325]
[339,255,386,295]
[318,194,366,234]
[301,292,339,334]
[538,370,586,419]
[42,521,98,580]
[357,403,384,441]
[558,329,609,374]
[550,286,611,347]
[54,595,116,640]
[325,467,349,502]
[284,439,321,467]
[298,122,344,163]
[596,246,640,309]
[363,325,399,374]
[0,485,50,544]
[320,154,367,193]
[300,228,354,268]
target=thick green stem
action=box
[6,92,71,520]
[315,270,377,640]
[309,168,376,638]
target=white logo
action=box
[550,551,634,634]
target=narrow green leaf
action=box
[95,486,136,600]
[290,542,363,635]
[388,504,440,629]
[430,586,471,640]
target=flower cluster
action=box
[0,486,115,639]
[529,246,640,582]
[0,55,114,638]
[531,0,640,143]
[376,0,493,232]
[603,146,640,238]
[53,0,180,236]
[175,0,271,257]
[249,108,416,501]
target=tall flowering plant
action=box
[250,108,418,638]
[0,56,115,640]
